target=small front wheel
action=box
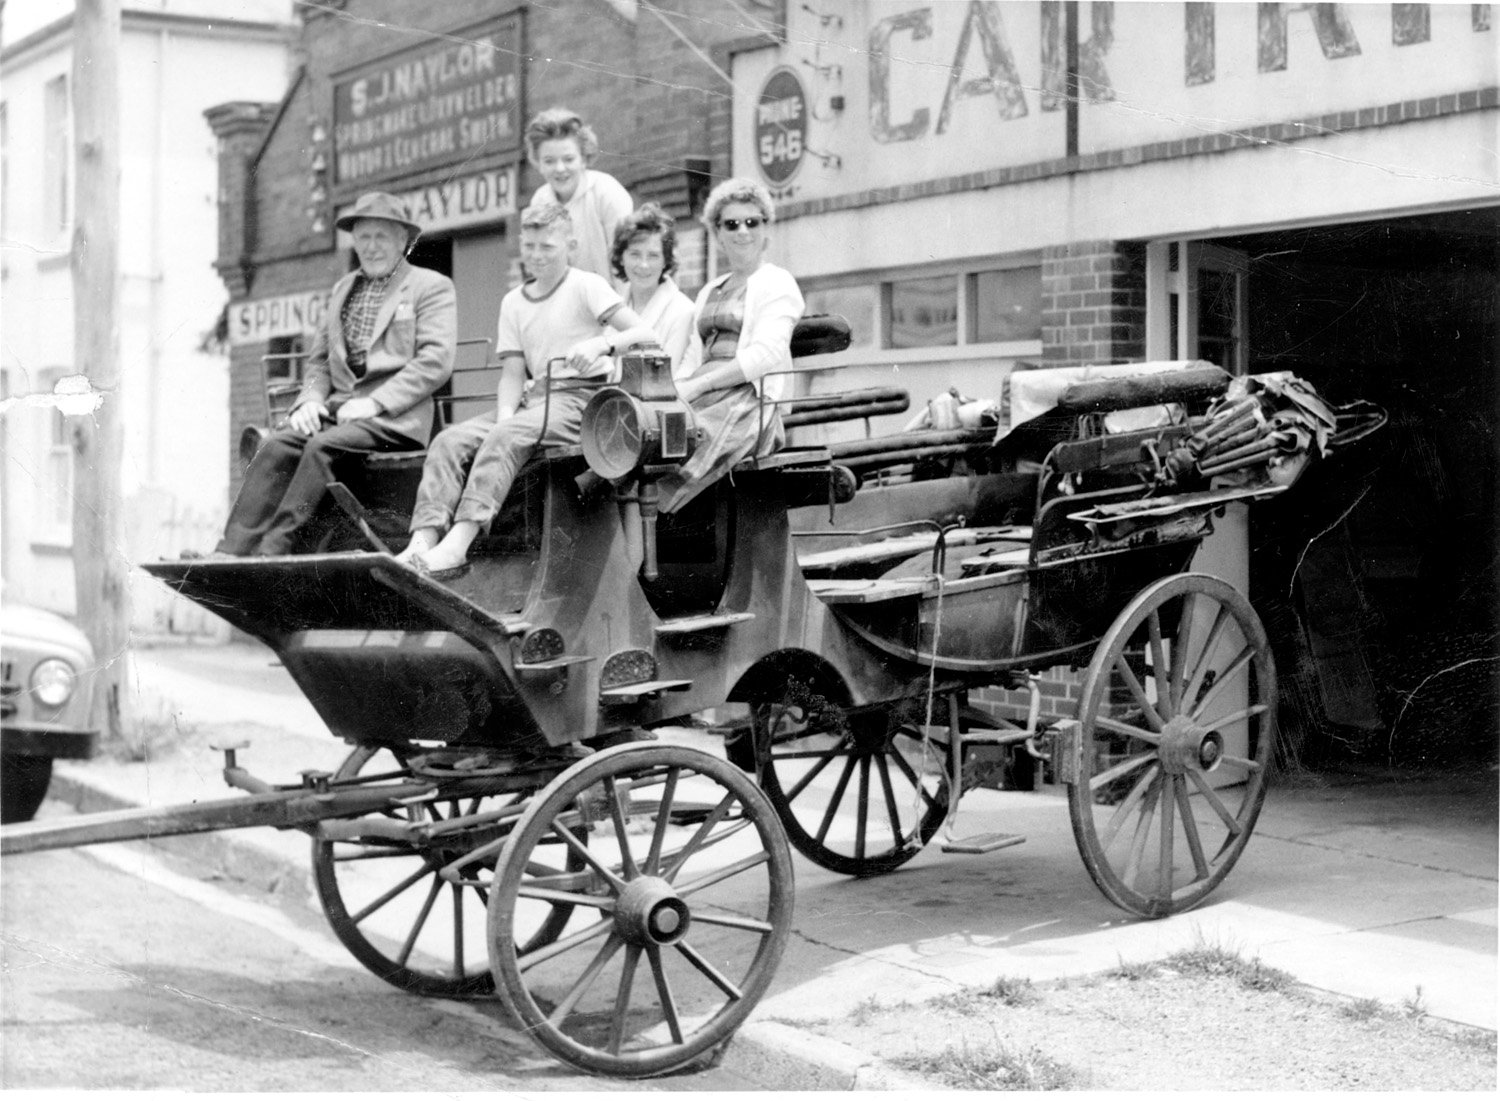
[488,743,793,1077]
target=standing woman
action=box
[526,107,632,282]
[656,179,804,512]
[611,203,695,371]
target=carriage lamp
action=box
[581,348,702,581]
[30,658,76,708]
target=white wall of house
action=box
[0,1,292,630]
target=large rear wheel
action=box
[488,743,793,1077]
[1066,573,1276,917]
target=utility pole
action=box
[70,0,130,743]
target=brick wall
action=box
[1040,239,1147,367]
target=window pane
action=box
[973,266,1041,343]
[802,285,876,351]
[43,76,68,234]
[888,275,957,349]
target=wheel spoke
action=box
[348,863,432,924]
[661,792,737,882]
[1198,702,1270,733]
[886,739,940,801]
[1122,775,1160,889]
[1218,753,1265,774]
[1168,592,1197,714]
[644,767,680,875]
[394,874,443,967]
[553,817,628,894]
[814,754,859,845]
[518,915,614,972]
[1147,610,1172,720]
[688,910,773,935]
[1093,714,1162,745]
[875,755,905,850]
[1180,605,1231,712]
[604,777,640,879]
[674,851,770,897]
[1156,777,1175,903]
[1188,646,1255,721]
[855,755,871,862]
[1112,655,1164,732]
[771,745,851,762]
[1187,769,1243,835]
[1099,763,1160,847]
[450,881,465,978]
[548,932,625,1025]
[1175,774,1211,881]
[1089,749,1157,792]
[780,748,837,802]
[675,939,745,1000]
[516,884,617,911]
[646,945,683,1045]
[607,944,642,1056]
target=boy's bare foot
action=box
[395,531,438,565]
[418,544,468,574]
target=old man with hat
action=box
[212,191,457,556]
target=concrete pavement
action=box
[23,639,1500,1085]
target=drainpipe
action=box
[144,26,167,485]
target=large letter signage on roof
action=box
[332,14,523,189]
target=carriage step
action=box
[655,612,756,636]
[941,832,1026,855]
[599,679,693,704]
[514,654,594,673]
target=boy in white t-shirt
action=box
[399,203,656,576]
[526,107,633,283]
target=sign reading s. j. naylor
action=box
[333,15,522,187]
[229,290,331,346]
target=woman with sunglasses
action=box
[656,178,804,512]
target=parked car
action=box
[1,602,98,823]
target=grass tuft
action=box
[106,693,199,763]
[848,994,882,1026]
[892,1040,1080,1091]
[1342,996,1385,1022]
[1402,985,1427,1020]
[1109,956,1158,982]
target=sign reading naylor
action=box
[395,165,518,232]
[333,15,522,187]
[229,290,331,347]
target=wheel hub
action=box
[614,876,691,946]
[1157,715,1223,774]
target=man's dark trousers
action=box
[217,420,418,555]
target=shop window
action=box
[971,267,1041,343]
[803,285,877,351]
[887,275,958,349]
[42,76,68,237]
[38,368,72,543]
[264,335,308,424]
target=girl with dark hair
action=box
[610,203,695,370]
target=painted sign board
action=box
[332,14,523,188]
[734,2,1495,203]
[755,67,809,185]
[229,290,331,346]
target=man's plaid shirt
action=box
[341,271,396,376]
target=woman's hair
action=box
[701,177,776,231]
[610,203,678,282]
[525,107,600,162]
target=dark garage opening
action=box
[1210,208,1499,769]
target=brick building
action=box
[732,1,1497,763]
[209,0,776,495]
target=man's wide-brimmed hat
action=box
[335,191,422,237]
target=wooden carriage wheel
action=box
[487,743,793,1077]
[312,745,575,998]
[754,695,1012,877]
[1066,573,1276,918]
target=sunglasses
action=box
[719,217,765,232]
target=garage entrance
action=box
[1199,208,1499,768]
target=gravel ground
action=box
[794,948,1498,1091]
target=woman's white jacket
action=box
[677,262,804,401]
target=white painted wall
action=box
[0,3,293,624]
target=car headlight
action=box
[31,659,76,708]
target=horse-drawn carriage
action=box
[1,320,1382,1077]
